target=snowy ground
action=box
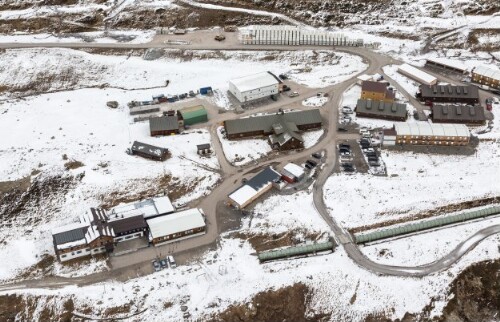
[216,126,272,166]
[0,87,220,281]
[302,96,328,107]
[383,64,420,98]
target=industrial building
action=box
[431,104,486,124]
[130,141,169,161]
[418,84,479,104]
[178,105,208,125]
[149,115,180,136]
[282,163,305,183]
[228,71,280,103]
[425,58,467,74]
[355,99,407,121]
[51,210,115,262]
[228,167,282,209]
[239,25,363,46]
[382,122,470,146]
[223,109,322,150]
[360,81,395,102]
[147,208,206,246]
[471,65,500,89]
[397,63,437,85]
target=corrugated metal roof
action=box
[246,167,281,190]
[224,109,322,136]
[393,122,470,137]
[149,116,179,132]
[473,65,500,81]
[398,63,437,85]
[179,105,207,119]
[131,141,169,158]
[356,99,407,119]
[147,208,205,239]
[229,72,280,92]
[53,226,87,246]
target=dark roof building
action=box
[355,99,407,121]
[246,166,282,191]
[418,85,479,104]
[149,116,180,136]
[108,215,148,238]
[131,141,169,161]
[431,104,486,124]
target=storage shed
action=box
[147,208,206,246]
[149,115,180,136]
[355,99,407,121]
[397,63,437,85]
[178,105,208,125]
[228,71,280,103]
[197,143,212,155]
[282,163,305,183]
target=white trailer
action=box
[397,63,438,85]
[228,71,280,103]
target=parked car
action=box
[160,259,168,269]
[167,255,177,268]
[306,159,318,167]
[342,107,353,114]
[189,90,196,97]
[338,127,348,132]
[363,148,375,154]
[282,85,291,92]
[279,74,288,80]
[339,143,351,149]
[289,91,299,97]
[152,260,161,272]
[369,161,380,167]
[312,153,322,159]
[304,163,313,170]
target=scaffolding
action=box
[355,205,500,244]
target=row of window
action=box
[397,140,466,145]
[60,246,107,258]
[401,135,468,141]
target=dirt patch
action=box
[208,283,330,322]
[231,230,326,252]
[467,29,500,51]
[351,196,500,234]
[64,159,85,170]
[99,174,199,209]
[0,176,31,197]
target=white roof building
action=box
[228,72,280,103]
[283,163,305,179]
[473,65,500,82]
[108,195,175,220]
[147,208,206,240]
[228,185,259,208]
[393,122,470,137]
[397,63,437,85]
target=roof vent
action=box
[378,102,385,111]
[433,86,437,94]
[440,86,444,94]
[469,106,476,116]
[442,105,448,115]
[391,104,398,112]
[456,106,462,115]
[448,86,453,94]
[456,87,461,94]
[366,100,372,110]
[463,87,468,94]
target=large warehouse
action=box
[472,65,500,89]
[397,63,437,85]
[418,84,479,104]
[178,105,208,126]
[228,71,280,103]
[382,122,470,146]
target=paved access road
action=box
[0,35,499,292]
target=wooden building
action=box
[382,122,470,147]
[147,208,206,246]
[360,81,395,102]
[149,115,180,136]
[418,84,479,104]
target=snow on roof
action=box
[394,122,470,137]
[473,65,500,81]
[154,195,175,215]
[283,163,305,178]
[426,58,467,72]
[357,74,373,81]
[147,208,205,239]
[397,63,437,85]
[228,185,258,207]
[51,221,88,235]
[229,72,279,92]
[56,238,87,250]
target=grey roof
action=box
[108,215,147,235]
[269,121,303,146]
[197,143,211,150]
[355,99,407,119]
[246,167,282,190]
[131,141,169,157]
[420,85,479,100]
[432,104,486,123]
[53,227,87,246]
[224,109,322,136]
[149,116,179,132]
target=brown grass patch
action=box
[231,230,326,252]
[64,160,85,170]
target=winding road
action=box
[0,11,499,292]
